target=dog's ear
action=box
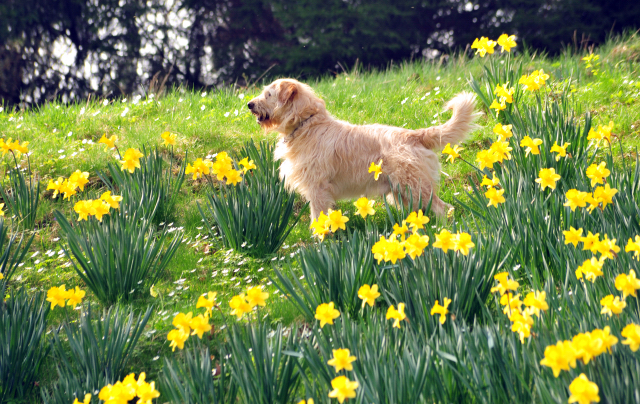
[278,81,297,104]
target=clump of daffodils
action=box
[540,326,618,377]
[185,151,254,185]
[47,170,90,200]
[167,292,219,351]
[73,191,123,222]
[310,209,350,241]
[46,285,86,310]
[490,272,548,343]
[228,286,269,320]
[0,137,29,157]
[98,372,160,404]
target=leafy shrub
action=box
[0,165,40,229]
[227,323,301,404]
[158,346,238,404]
[42,305,152,404]
[199,140,305,258]
[0,288,50,402]
[98,147,185,222]
[54,205,183,305]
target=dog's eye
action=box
[266,91,271,98]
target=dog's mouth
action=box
[253,111,270,124]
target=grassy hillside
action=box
[1,33,640,403]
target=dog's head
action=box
[247,79,325,134]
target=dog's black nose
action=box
[247,102,254,110]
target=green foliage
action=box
[0,218,34,300]
[158,346,238,404]
[0,288,50,402]
[98,147,186,223]
[54,205,183,305]
[42,305,152,404]
[227,322,301,404]
[0,163,40,230]
[198,140,305,258]
[272,228,379,320]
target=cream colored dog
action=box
[247,78,479,219]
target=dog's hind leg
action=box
[308,182,336,220]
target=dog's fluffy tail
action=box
[417,91,481,149]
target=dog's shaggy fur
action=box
[248,78,480,219]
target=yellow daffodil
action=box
[69,170,90,191]
[433,229,456,253]
[382,237,406,263]
[405,210,429,231]
[585,162,610,187]
[328,375,359,404]
[196,292,218,316]
[481,175,500,189]
[493,123,513,140]
[500,293,523,316]
[600,294,626,317]
[161,131,177,146]
[575,257,605,283]
[60,180,78,200]
[47,177,65,198]
[580,231,600,252]
[519,70,549,91]
[372,236,389,263]
[568,374,599,404]
[74,200,95,221]
[535,168,561,191]
[497,34,517,52]
[211,159,231,181]
[489,141,512,162]
[592,184,617,209]
[315,302,340,328]
[485,187,505,207]
[238,157,257,174]
[229,294,252,319]
[72,393,92,404]
[563,227,583,247]
[368,160,383,180]
[520,136,543,156]
[489,99,506,116]
[510,310,534,343]
[523,290,548,317]
[225,169,243,186]
[358,284,381,308]
[430,298,451,324]
[188,314,212,339]
[353,197,375,219]
[46,285,68,310]
[66,286,85,308]
[564,189,589,211]
[471,36,497,57]
[626,236,640,260]
[98,134,118,151]
[172,312,193,333]
[186,158,214,180]
[615,270,640,298]
[453,232,474,255]
[490,272,519,295]
[310,212,330,241]
[120,148,144,173]
[592,234,620,260]
[327,209,349,232]
[494,82,515,104]
[550,141,570,161]
[587,121,614,145]
[327,348,357,372]
[540,340,578,377]
[403,233,429,259]
[167,328,189,352]
[91,199,111,221]
[442,143,463,163]
[136,380,160,403]
[246,286,269,308]
[98,381,136,403]
[386,303,406,328]
[100,191,123,209]
[476,149,498,170]
[621,323,640,352]
[392,221,410,240]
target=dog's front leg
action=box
[308,183,335,220]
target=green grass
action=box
[1,33,640,402]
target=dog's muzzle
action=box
[248,101,269,123]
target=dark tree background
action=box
[0,0,638,106]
